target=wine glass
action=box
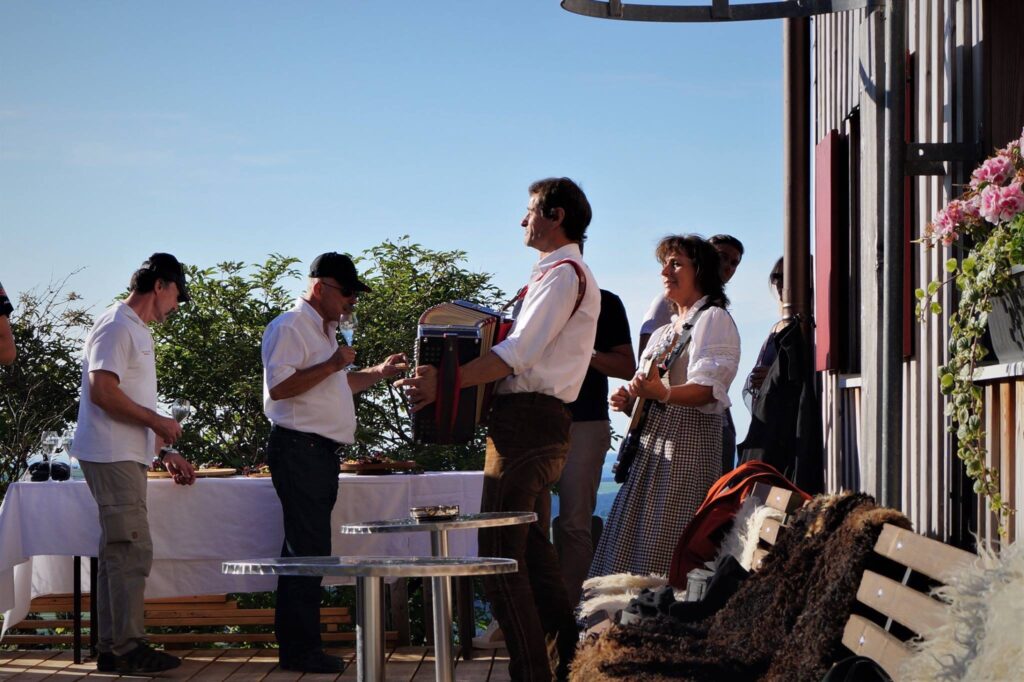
[49,430,71,481]
[27,435,51,482]
[159,399,192,461]
[339,312,357,348]
[171,399,192,425]
[339,312,357,370]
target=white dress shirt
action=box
[492,244,600,403]
[642,296,741,414]
[73,302,158,465]
[262,298,356,444]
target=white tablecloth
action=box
[0,472,483,635]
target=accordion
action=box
[412,300,511,444]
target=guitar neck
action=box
[627,362,661,430]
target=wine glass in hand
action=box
[338,312,357,369]
[160,399,191,459]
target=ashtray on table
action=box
[410,505,460,522]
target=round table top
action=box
[222,555,518,578]
[340,511,537,534]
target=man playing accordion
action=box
[400,177,600,681]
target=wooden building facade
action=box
[812,0,1024,546]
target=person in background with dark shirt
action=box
[0,280,15,365]
[556,289,634,606]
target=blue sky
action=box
[2,1,788,445]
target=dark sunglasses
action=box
[320,280,356,297]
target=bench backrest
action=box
[749,483,804,570]
[841,523,975,678]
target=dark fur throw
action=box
[570,492,911,682]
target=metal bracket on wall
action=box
[561,0,882,23]
[904,142,984,176]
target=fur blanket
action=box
[577,496,781,624]
[899,539,1024,681]
[570,492,911,682]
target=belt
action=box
[491,392,565,410]
[270,424,345,452]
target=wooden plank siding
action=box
[812,1,1023,546]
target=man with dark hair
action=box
[708,234,744,473]
[0,279,15,365]
[400,177,600,681]
[709,234,744,285]
[74,253,196,675]
[261,252,407,673]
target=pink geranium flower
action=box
[979,182,1024,224]
[970,155,1015,188]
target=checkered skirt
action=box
[588,400,723,579]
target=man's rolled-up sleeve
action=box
[262,324,306,391]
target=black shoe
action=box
[115,641,182,674]
[96,651,116,672]
[280,650,345,674]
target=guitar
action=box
[611,359,660,484]
[610,302,715,484]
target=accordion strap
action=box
[500,258,587,317]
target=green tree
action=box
[152,241,503,472]
[152,255,301,471]
[0,277,93,494]
[349,238,505,471]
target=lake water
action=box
[551,450,621,520]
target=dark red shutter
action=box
[814,130,841,371]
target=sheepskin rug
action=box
[570,492,911,682]
[577,496,781,624]
[899,539,1024,681]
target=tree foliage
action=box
[349,238,505,471]
[0,276,93,494]
[152,240,504,472]
[0,241,503,491]
[151,255,301,471]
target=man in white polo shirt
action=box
[74,253,196,675]
[261,252,407,674]
[400,178,600,681]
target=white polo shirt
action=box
[262,298,356,444]
[492,244,601,403]
[73,302,158,465]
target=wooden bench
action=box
[5,593,372,647]
[841,523,975,679]
[749,483,805,571]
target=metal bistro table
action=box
[341,511,536,682]
[223,556,515,682]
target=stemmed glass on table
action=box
[27,432,56,481]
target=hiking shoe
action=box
[279,649,345,674]
[96,651,116,672]
[115,641,182,674]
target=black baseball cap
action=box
[309,252,371,293]
[142,253,191,303]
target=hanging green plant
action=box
[917,127,1024,535]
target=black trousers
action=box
[267,425,341,660]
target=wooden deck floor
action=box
[0,647,511,681]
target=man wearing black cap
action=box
[73,253,196,675]
[261,252,408,673]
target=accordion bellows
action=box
[413,300,509,444]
